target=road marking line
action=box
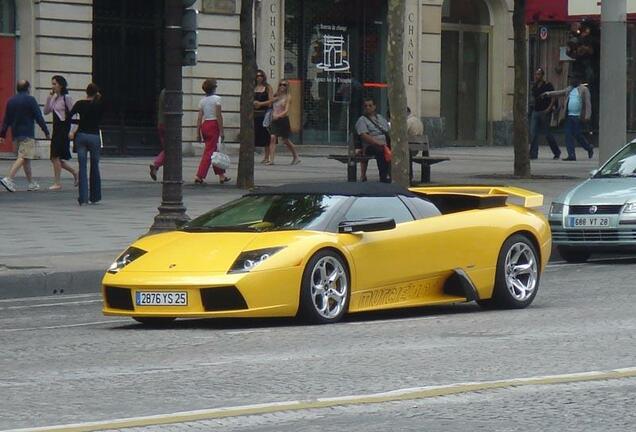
[0,294,101,304]
[0,300,102,311]
[9,367,636,432]
[0,319,130,333]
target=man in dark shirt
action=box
[0,80,50,192]
[529,68,560,160]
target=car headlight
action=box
[229,247,285,274]
[549,202,564,215]
[107,247,147,274]
[624,202,636,213]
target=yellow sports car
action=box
[102,182,550,325]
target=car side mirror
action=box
[589,169,598,177]
[338,217,396,233]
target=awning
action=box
[526,0,568,23]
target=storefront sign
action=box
[257,0,280,81]
[404,1,419,115]
[316,24,350,72]
[201,0,236,15]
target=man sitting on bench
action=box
[355,97,391,183]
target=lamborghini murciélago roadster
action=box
[102,182,551,325]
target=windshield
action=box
[596,142,636,178]
[183,194,346,232]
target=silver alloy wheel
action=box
[310,256,348,320]
[504,242,538,301]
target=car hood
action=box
[556,178,636,205]
[121,230,314,273]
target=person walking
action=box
[194,78,230,185]
[265,80,300,165]
[253,70,273,163]
[0,80,50,192]
[68,83,104,205]
[355,97,391,183]
[543,74,594,161]
[529,67,560,160]
[43,75,78,190]
[149,88,165,181]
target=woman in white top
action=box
[195,78,230,184]
[265,80,300,165]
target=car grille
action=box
[568,205,623,215]
[552,228,636,242]
[200,286,248,311]
[104,286,134,310]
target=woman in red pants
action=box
[195,78,230,184]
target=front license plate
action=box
[136,291,188,306]
[567,216,611,228]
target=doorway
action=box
[441,0,490,144]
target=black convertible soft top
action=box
[246,182,418,197]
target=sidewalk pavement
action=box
[0,144,599,299]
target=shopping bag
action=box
[211,138,231,170]
[262,109,273,128]
[383,145,392,162]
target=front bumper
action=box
[550,218,636,247]
[102,266,303,319]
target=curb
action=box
[0,269,103,300]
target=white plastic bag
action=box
[211,138,231,170]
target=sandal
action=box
[220,177,231,184]
[194,177,204,184]
[264,161,274,165]
[290,159,301,165]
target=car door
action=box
[340,196,440,310]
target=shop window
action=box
[0,0,15,34]
[284,0,388,146]
[442,0,490,26]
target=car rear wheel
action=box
[557,246,591,263]
[484,234,539,309]
[133,317,176,326]
[298,250,350,324]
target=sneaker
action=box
[0,177,16,192]
[588,147,594,159]
[149,164,157,181]
[27,181,40,191]
[48,184,62,191]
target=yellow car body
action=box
[102,184,550,323]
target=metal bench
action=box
[409,136,449,184]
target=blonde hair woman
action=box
[264,80,300,165]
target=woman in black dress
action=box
[43,75,77,190]
[253,69,273,163]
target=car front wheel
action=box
[298,250,350,324]
[485,234,540,309]
[557,246,591,263]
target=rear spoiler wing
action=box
[409,185,544,208]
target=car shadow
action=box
[110,302,485,331]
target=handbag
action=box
[262,109,273,128]
[211,137,231,170]
[383,145,392,162]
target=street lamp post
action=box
[150,0,189,232]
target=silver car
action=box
[549,139,636,262]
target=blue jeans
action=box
[76,132,101,203]
[565,116,592,159]
[529,111,560,158]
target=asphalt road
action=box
[2,256,636,431]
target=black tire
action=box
[483,234,540,310]
[298,249,350,324]
[557,246,591,263]
[133,317,176,326]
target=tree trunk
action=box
[387,0,409,187]
[513,0,530,177]
[237,0,257,189]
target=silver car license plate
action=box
[135,291,188,306]
[567,216,612,228]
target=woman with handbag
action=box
[264,80,300,165]
[68,83,104,205]
[44,75,78,190]
[254,69,273,163]
[195,78,230,185]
